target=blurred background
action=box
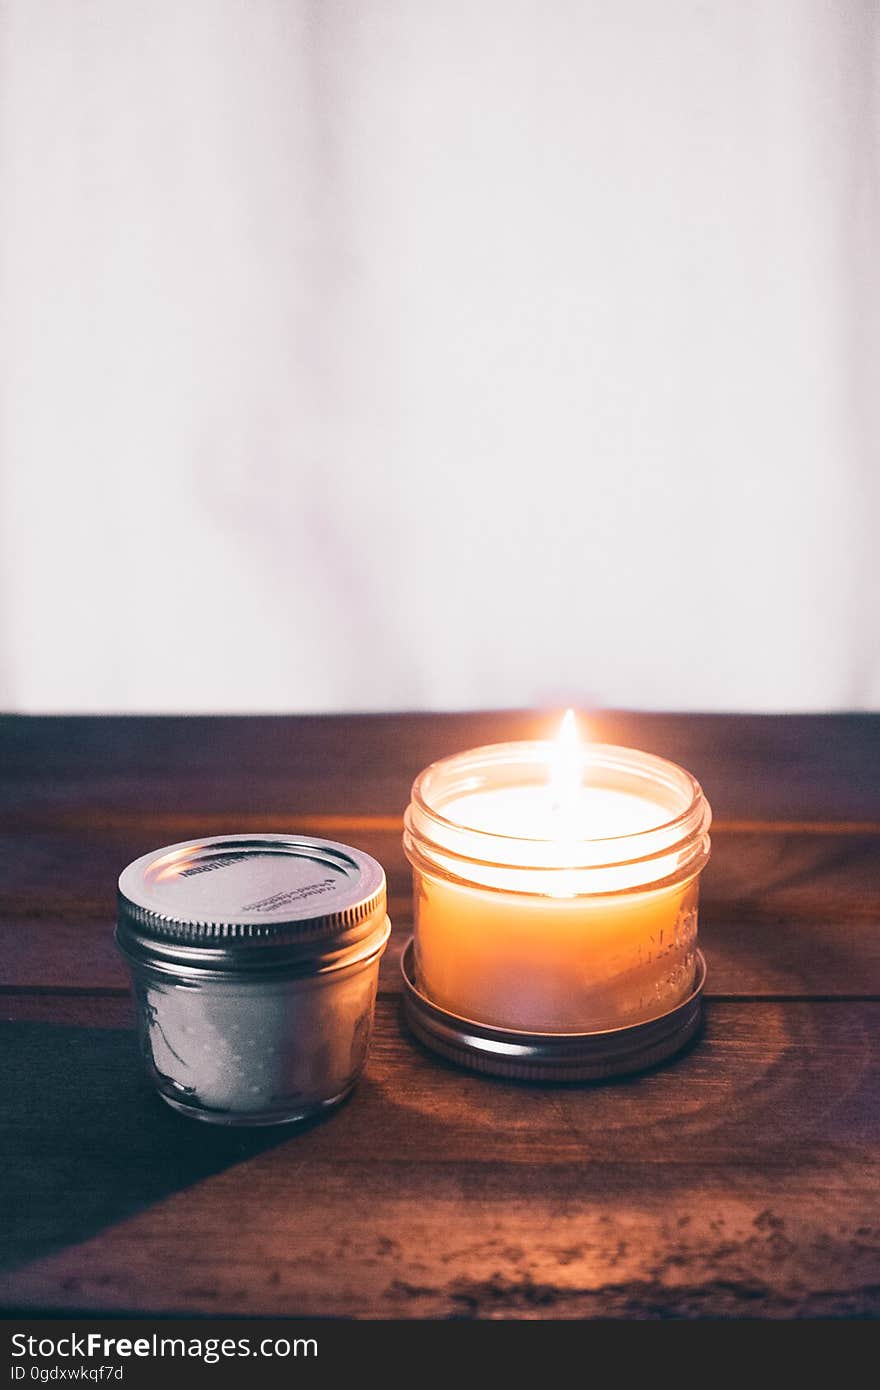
[0,0,877,714]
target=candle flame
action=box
[548,708,583,824]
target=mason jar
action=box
[402,740,711,1079]
[116,834,391,1126]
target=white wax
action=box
[442,785,666,841]
[140,969,379,1119]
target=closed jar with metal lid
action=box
[116,834,391,1126]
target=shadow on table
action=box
[0,1021,303,1279]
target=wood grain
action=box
[3,911,880,1001]
[1,997,878,1317]
[2,711,878,822]
[1,825,878,995]
[2,713,879,1318]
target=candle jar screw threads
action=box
[116,834,390,1126]
[402,740,711,1078]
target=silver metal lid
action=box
[401,938,705,1081]
[117,834,387,972]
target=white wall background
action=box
[0,0,878,713]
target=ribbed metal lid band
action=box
[118,886,386,945]
[116,914,392,980]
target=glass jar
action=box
[116,834,390,1126]
[402,741,711,1056]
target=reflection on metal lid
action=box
[118,833,386,947]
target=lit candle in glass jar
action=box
[402,714,712,1079]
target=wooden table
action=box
[2,712,879,1319]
